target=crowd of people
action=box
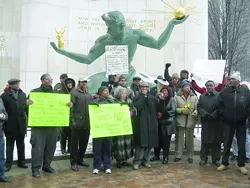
[0,63,250,183]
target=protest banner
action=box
[105,45,129,75]
[192,59,226,86]
[89,104,132,138]
[28,92,70,127]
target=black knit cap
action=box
[98,86,109,95]
[40,73,51,80]
[60,73,68,79]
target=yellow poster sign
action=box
[28,92,70,127]
[89,104,133,138]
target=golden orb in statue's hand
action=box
[174,7,186,20]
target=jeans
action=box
[0,136,5,178]
[93,137,112,170]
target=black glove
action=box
[165,63,171,69]
[205,113,214,120]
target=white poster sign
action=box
[192,59,226,85]
[105,45,129,75]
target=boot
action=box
[162,150,169,164]
[162,156,168,164]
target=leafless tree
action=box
[208,0,249,75]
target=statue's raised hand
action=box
[50,42,66,55]
[170,15,189,25]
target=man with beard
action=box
[1,79,29,172]
[55,78,76,154]
[29,74,73,178]
[197,80,223,167]
[217,72,250,175]
[112,75,134,100]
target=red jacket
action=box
[191,79,226,94]
[3,87,9,93]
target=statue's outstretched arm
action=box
[136,16,189,50]
[50,35,107,65]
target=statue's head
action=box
[102,11,126,37]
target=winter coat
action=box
[70,86,92,129]
[197,91,223,144]
[217,85,250,126]
[130,83,141,96]
[0,98,8,137]
[133,93,159,148]
[54,78,75,94]
[1,88,27,137]
[174,90,198,129]
[157,97,176,136]
[54,82,63,91]
[112,98,134,161]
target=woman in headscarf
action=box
[151,85,176,164]
[112,87,136,168]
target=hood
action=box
[64,78,76,92]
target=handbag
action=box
[160,116,174,126]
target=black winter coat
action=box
[217,85,250,126]
[198,91,223,144]
[157,97,176,136]
[1,89,27,137]
[133,93,159,148]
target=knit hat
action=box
[172,73,179,79]
[98,86,109,95]
[40,73,51,81]
[230,71,241,81]
[181,81,191,88]
[60,73,68,80]
[118,75,126,81]
[160,86,170,92]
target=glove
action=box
[191,110,198,117]
[165,63,171,69]
[157,112,163,119]
[0,113,6,120]
[130,111,134,117]
[205,113,213,120]
[181,108,190,115]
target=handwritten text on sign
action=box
[105,45,129,75]
[89,104,132,138]
[28,93,70,127]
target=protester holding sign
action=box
[133,82,159,170]
[55,77,76,155]
[28,74,72,178]
[112,87,136,168]
[70,77,92,172]
[91,86,116,174]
